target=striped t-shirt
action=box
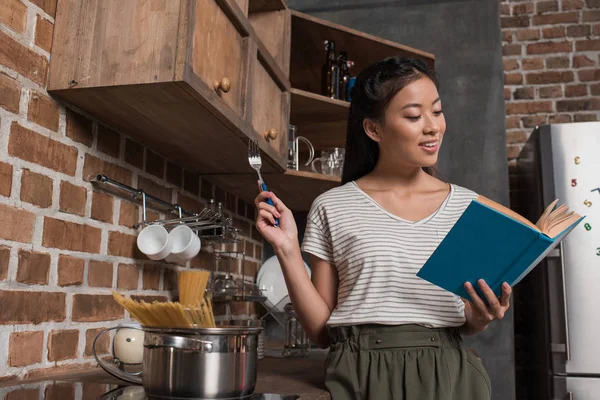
[301,181,479,328]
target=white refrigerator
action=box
[516,122,600,400]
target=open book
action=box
[417,196,584,302]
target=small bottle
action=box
[321,40,340,99]
[338,52,354,102]
[282,303,309,358]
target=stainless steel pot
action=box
[93,323,262,399]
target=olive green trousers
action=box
[324,324,491,400]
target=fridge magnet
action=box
[574,156,581,165]
[571,179,577,187]
[584,199,592,207]
[585,223,592,231]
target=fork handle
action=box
[261,182,279,227]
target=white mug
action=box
[136,225,172,260]
[168,225,201,261]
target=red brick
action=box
[97,124,120,158]
[200,179,213,200]
[539,85,563,98]
[131,295,168,303]
[500,3,510,15]
[503,44,522,56]
[117,263,139,290]
[504,87,511,100]
[66,109,93,146]
[516,29,540,41]
[512,2,534,15]
[591,83,600,95]
[34,15,53,52]
[27,90,59,132]
[502,30,513,43]
[243,259,259,278]
[44,383,75,400]
[119,200,139,228]
[501,16,530,28]
[83,154,132,185]
[579,69,600,81]
[163,269,177,290]
[573,55,596,68]
[522,115,548,128]
[0,72,21,114]
[549,114,573,124]
[567,25,591,37]
[108,231,144,259]
[557,98,600,112]
[537,1,558,13]
[0,30,48,86]
[576,40,600,51]
[59,181,87,216]
[252,225,262,241]
[0,246,10,281]
[526,71,574,84]
[91,191,114,223]
[583,10,600,22]
[593,23,600,35]
[190,249,213,270]
[42,217,102,253]
[137,175,172,203]
[177,192,205,213]
[0,0,27,34]
[184,170,200,195]
[30,0,57,17]
[542,26,565,39]
[522,58,544,70]
[88,260,113,288]
[17,249,50,285]
[507,145,523,159]
[574,113,598,122]
[563,0,585,9]
[48,329,79,361]
[0,204,35,243]
[72,294,124,322]
[145,150,165,179]
[5,388,39,400]
[587,0,600,8]
[527,41,572,54]
[143,265,161,290]
[506,130,528,145]
[124,138,144,168]
[9,122,78,176]
[20,169,52,208]
[565,84,588,97]
[514,87,535,99]
[505,116,521,130]
[0,161,13,197]
[506,101,554,115]
[546,56,570,69]
[0,291,66,324]
[84,327,109,357]
[533,12,579,25]
[9,331,43,367]
[58,254,84,286]
[166,161,182,186]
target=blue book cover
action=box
[417,198,584,302]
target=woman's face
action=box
[367,76,446,169]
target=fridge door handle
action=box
[565,392,574,400]
[559,242,571,361]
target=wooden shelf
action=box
[204,169,341,211]
[290,88,349,151]
[290,10,435,94]
[249,0,286,13]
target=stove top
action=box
[0,380,299,400]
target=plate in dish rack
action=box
[256,255,311,312]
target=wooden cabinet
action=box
[48,0,434,210]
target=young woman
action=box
[254,57,511,400]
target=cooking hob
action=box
[100,385,299,400]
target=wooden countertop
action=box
[0,356,330,400]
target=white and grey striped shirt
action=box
[301,181,478,328]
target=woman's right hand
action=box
[254,190,298,253]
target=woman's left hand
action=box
[461,279,511,334]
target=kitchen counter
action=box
[0,357,330,400]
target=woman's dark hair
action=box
[341,57,440,184]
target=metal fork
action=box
[248,139,279,226]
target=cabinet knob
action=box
[213,77,231,93]
[264,128,278,141]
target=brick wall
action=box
[0,0,262,380]
[502,0,600,165]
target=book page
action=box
[475,196,541,232]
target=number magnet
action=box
[572,179,578,187]
[584,199,593,207]
[597,247,600,256]
[585,223,592,231]
[593,187,600,195]
[574,156,581,165]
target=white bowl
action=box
[137,225,172,260]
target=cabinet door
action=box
[249,49,290,165]
[190,0,249,118]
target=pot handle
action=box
[92,326,143,385]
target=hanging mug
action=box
[287,125,315,170]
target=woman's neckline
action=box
[350,181,454,226]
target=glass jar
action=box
[282,303,309,358]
